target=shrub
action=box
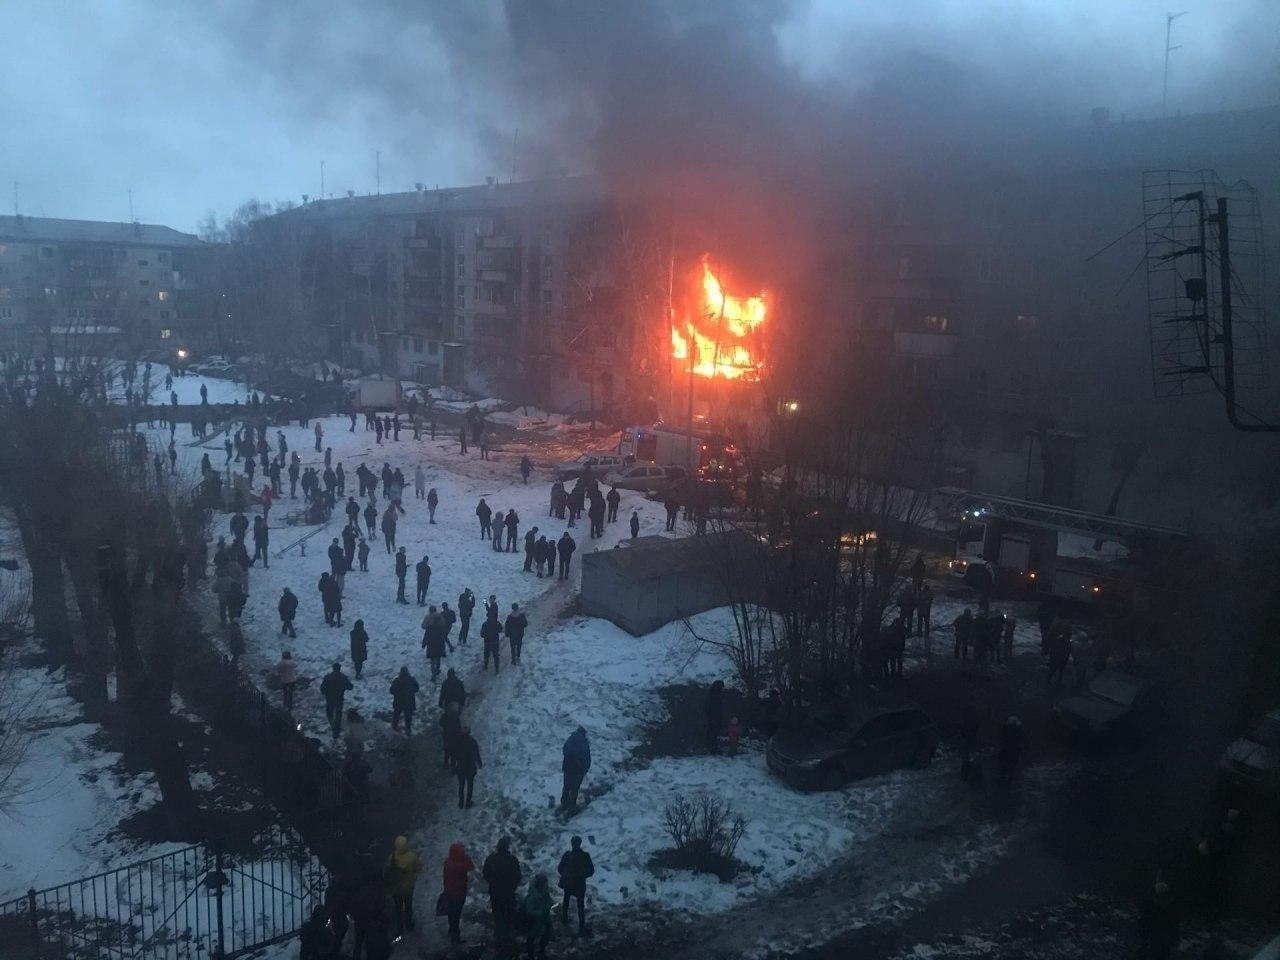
[655,793,747,879]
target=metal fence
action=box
[0,825,327,960]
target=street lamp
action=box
[176,348,189,360]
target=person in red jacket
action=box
[441,843,475,945]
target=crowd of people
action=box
[299,831,597,958]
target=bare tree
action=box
[0,572,37,812]
[691,355,944,712]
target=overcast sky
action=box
[0,0,1274,233]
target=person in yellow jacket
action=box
[385,836,422,936]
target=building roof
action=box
[0,215,204,248]
[274,175,607,223]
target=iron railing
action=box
[0,825,327,960]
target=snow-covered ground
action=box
[0,652,179,901]
[133,411,1069,955]
[180,416,668,751]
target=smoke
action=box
[388,0,1278,278]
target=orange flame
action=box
[673,257,767,380]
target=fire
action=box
[672,257,767,380]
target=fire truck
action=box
[934,488,1184,611]
[618,425,742,480]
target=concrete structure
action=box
[580,532,760,636]
[0,215,212,355]
[259,176,634,412]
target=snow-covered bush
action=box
[656,793,747,879]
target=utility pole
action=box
[11,181,17,216]
[375,151,381,197]
[128,188,135,223]
[1163,11,1186,116]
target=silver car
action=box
[555,453,624,480]
[604,464,686,492]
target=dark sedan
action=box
[766,705,937,791]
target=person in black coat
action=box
[439,669,466,711]
[278,587,298,637]
[606,485,621,522]
[320,663,354,738]
[629,510,640,538]
[342,523,358,568]
[349,620,369,678]
[504,509,520,552]
[415,555,432,605]
[523,527,539,572]
[504,603,528,665]
[476,498,491,539]
[482,837,522,944]
[457,588,475,644]
[556,532,576,580]
[389,667,420,733]
[557,837,595,935]
[394,547,409,603]
[480,613,502,674]
[454,727,481,808]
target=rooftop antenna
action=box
[320,160,326,200]
[11,181,17,216]
[375,150,381,197]
[128,188,135,223]
[1163,11,1186,116]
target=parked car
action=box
[767,705,937,791]
[555,453,624,481]
[1054,669,1165,738]
[604,464,687,492]
[1218,708,1280,796]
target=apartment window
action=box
[456,316,466,336]
[139,298,150,307]
[922,314,949,332]
[428,341,438,356]
[542,289,553,305]
[159,328,172,339]
[896,257,911,280]
[160,310,170,321]
[157,252,169,264]
[137,259,149,267]
[412,337,424,353]
[0,307,12,320]
[139,279,150,286]
[157,290,169,302]
[473,285,480,300]
[44,286,57,296]
[456,284,465,304]
[401,336,410,351]
[456,254,465,279]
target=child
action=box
[725,716,742,756]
